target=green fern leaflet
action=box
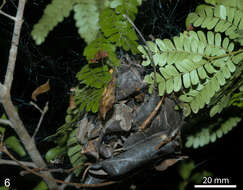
[185,117,241,148]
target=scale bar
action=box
[194,185,237,188]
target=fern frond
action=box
[104,0,142,9]
[67,128,86,176]
[140,30,243,115]
[31,0,77,45]
[186,2,243,44]
[209,94,231,117]
[185,117,241,149]
[141,30,238,91]
[229,91,243,108]
[100,6,139,54]
[73,0,100,44]
[204,0,243,10]
[209,73,243,116]
[76,64,112,88]
[74,86,104,113]
[115,0,139,20]
[83,34,119,65]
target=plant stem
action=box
[123,14,158,88]
[206,49,243,61]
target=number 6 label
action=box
[4,178,10,187]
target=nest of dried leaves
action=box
[74,62,185,186]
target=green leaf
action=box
[179,161,195,180]
[210,133,217,142]
[226,60,236,72]
[45,146,66,162]
[178,181,187,190]
[33,181,48,190]
[166,79,174,94]
[190,99,199,114]
[139,21,240,116]
[215,71,226,86]
[100,7,139,54]
[75,87,104,113]
[0,126,5,136]
[192,137,200,148]
[187,3,242,41]
[144,74,154,84]
[0,187,9,190]
[215,33,221,47]
[204,63,216,74]
[222,37,229,49]
[31,0,76,45]
[197,66,207,79]
[67,144,82,157]
[190,171,212,184]
[73,1,100,44]
[156,39,167,51]
[219,5,227,20]
[158,79,165,96]
[173,36,184,51]
[77,64,111,87]
[185,136,193,148]
[174,75,182,92]
[186,117,241,148]
[190,70,199,85]
[1,114,7,119]
[179,95,193,103]
[182,103,191,117]
[183,73,191,88]
[5,136,26,157]
[207,31,214,45]
[83,34,119,65]
[67,142,86,176]
[232,52,243,64]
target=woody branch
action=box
[0,0,58,189]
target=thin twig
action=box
[123,14,158,87]
[30,101,43,113]
[155,129,180,150]
[0,0,6,9]
[66,164,86,173]
[4,0,24,89]
[0,0,59,188]
[0,119,13,128]
[0,145,117,188]
[20,167,68,176]
[0,10,17,21]
[32,102,49,139]
[0,158,37,168]
[81,163,92,182]
[139,96,164,131]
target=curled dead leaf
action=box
[31,80,50,101]
[155,156,188,171]
[135,93,144,103]
[69,88,76,110]
[99,69,116,120]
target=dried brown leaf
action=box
[155,159,179,171]
[99,70,116,120]
[155,156,188,171]
[31,80,50,101]
[69,88,76,110]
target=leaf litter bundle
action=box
[73,63,185,187]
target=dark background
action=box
[0,0,242,189]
